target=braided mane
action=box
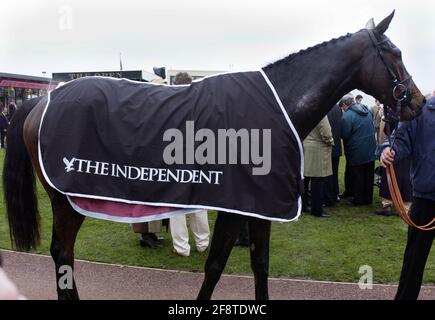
[264,33,353,69]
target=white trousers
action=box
[170,210,210,256]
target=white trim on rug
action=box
[38,71,302,224]
[260,69,304,222]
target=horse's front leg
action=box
[197,212,245,300]
[248,218,271,300]
[50,194,85,300]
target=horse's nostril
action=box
[422,98,427,105]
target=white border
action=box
[38,72,303,223]
[260,69,304,221]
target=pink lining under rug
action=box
[68,196,200,223]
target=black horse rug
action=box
[38,71,304,223]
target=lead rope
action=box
[384,104,435,231]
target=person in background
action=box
[169,72,210,256]
[355,94,363,104]
[340,94,377,206]
[0,103,9,148]
[375,109,412,216]
[7,102,17,121]
[324,103,342,207]
[338,100,353,201]
[371,99,383,142]
[132,221,164,249]
[170,211,210,256]
[380,95,434,300]
[340,164,354,200]
[302,116,334,218]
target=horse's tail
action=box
[3,97,42,251]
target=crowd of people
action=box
[301,92,430,219]
[302,91,435,299]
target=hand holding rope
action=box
[382,105,435,231]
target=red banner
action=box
[0,79,56,90]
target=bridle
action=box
[366,29,413,112]
[367,29,435,231]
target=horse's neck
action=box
[263,37,363,139]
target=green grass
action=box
[0,148,433,284]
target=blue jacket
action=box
[389,97,435,201]
[341,103,377,165]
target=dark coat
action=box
[390,97,435,201]
[7,105,16,121]
[327,104,342,157]
[341,103,377,165]
[0,113,9,131]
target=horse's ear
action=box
[374,10,395,35]
[365,18,375,30]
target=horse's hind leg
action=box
[197,212,245,300]
[50,193,85,300]
[248,218,271,300]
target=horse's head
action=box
[357,11,425,120]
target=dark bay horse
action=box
[3,12,426,300]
